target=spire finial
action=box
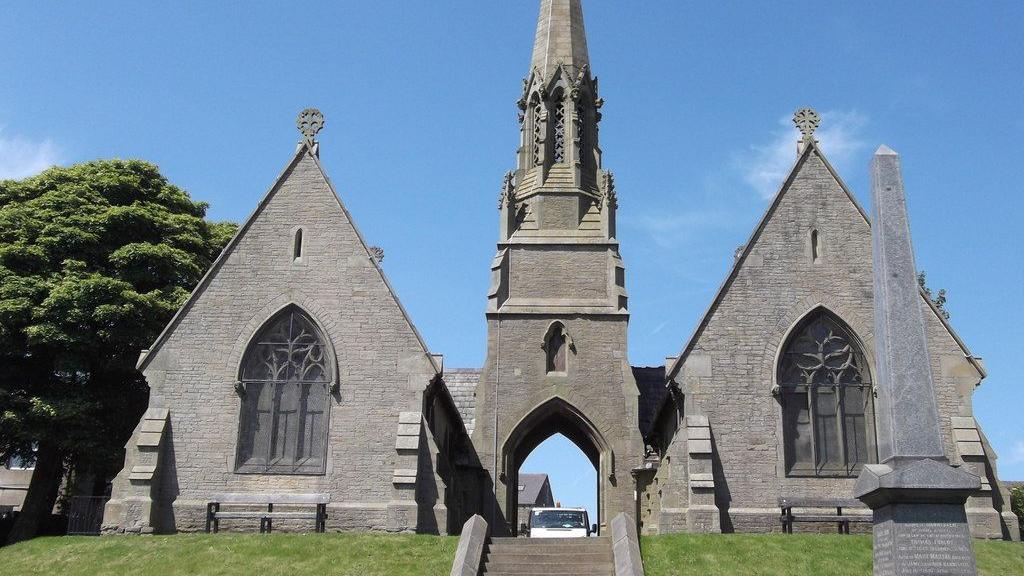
[297,108,325,147]
[793,107,821,142]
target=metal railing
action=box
[67,496,108,536]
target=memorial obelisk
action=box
[854,145,980,575]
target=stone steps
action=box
[481,537,615,576]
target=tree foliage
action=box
[0,160,236,542]
[917,271,949,320]
[1012,484,1024,534]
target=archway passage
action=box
[502,397,611,536]
[520,434,597,530]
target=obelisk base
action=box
[856,458,980,576]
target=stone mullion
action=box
[807,386,820,475]
[835,383,849,474]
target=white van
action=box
[526,507,596,538]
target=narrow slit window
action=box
[293,229,304,260]
[553,99,566,163]
[810,229,819,263]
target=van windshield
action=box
[531,510,587,529]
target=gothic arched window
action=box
[778,309,876,476]
[544,322,570,374]
[235,306,332,474]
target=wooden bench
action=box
[778,497,871,534]
[205,493,329,534]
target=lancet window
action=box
[575,98,587,169]
[544,322,570,374]
[553,99,566,164]
[531,95,544,167]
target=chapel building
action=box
[103,0,1020,540]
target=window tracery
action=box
[778,310,875,476]
[236,306,332,474]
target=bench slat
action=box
[216,512,318,520]
[210,493,330,504]
[778,497,865,508]
[780,514,872,523]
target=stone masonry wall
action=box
[472,313,643,535]
[509,246,608,301]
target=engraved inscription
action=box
[873,506,977,576]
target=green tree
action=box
[0,160,236,543]
[918,271,950,320]
[1012,485,1024,535]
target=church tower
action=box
[474,0,643,535]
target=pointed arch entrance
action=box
[501,396,612,535]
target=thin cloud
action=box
[626,206,740,250]
[0,127,61,180]
[741,110,868,199]
[1006,440,1024,465]
[650,320,669,336]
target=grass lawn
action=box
[0,533,458,576]
[1,532,1021,575]
[642,533,1024,576]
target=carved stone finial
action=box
[498,171,516,210]
[368,246,384,263]
[297,108,325,146]
[600,171,617,209]
[793,107,821,142]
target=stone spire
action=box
[489,0,625,315]
[530,0,590,80]
[505,0,608,246]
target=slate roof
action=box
[444,369,480,435]
[633,366,668,438]
[518,473,554,507]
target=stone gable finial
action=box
[793,107,821,142]
[297,108,325,147]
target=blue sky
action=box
[2,2,1021,520]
